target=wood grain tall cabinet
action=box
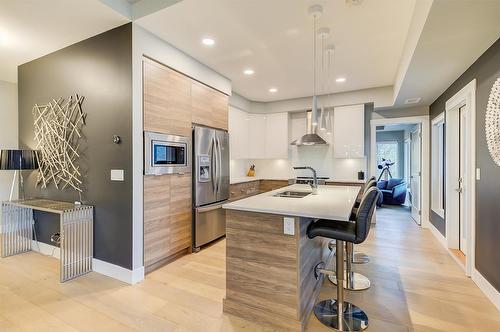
[142,58,228,272]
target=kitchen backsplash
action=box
[230,157,366,181]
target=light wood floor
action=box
[0,206,499,331]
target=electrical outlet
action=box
[110,169,124,181]
[283,217,295,235]
[476,168,481,180]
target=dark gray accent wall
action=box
[430,37,500,291]
[18,24,133,269]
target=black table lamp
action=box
[0,149,39,201]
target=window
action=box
[431,114,445,217]
[376,141,399,179]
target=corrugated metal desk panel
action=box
[1,199,93,282]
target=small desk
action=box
[0,199,93,282]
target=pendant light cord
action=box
[313,15,316,97]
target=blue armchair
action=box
[377,178,407,205]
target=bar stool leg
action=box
[350,243,370,264]
[314,240,369,331]
[329,241,370,264]
[329,242,371,291]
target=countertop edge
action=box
[223,205,349,221]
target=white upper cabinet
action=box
[247,113,267,159]
[228,108,289,159]
[333,104,365,158]
[228,107,249,159]
[265,112,289,159]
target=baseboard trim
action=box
[92,258,144,285]
[30,240,144,284]
[472,269,500,311]
[427,222,447,249]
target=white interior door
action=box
[410,125,422,224]
[459,106,468,255]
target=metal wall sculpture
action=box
[32,94,86,192]
[486,78,500,167]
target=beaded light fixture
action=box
[486,78,500,166]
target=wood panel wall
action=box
[143,58,228,271]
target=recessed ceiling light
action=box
[243,69,255,75]
[269,88,278,93]
[201,38,215,46]
[336,77,346,83]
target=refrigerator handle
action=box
[211,136,217,194]
[216,135,223,194]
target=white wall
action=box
[0,81,18,200]
[131,24,232,273]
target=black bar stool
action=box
[332,177,377,265]
[308,187,380,331]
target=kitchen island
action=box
[222,184,360,331]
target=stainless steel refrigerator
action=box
[193,125,230,251]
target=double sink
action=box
[273,190,311,198]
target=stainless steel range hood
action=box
[291,110,328,146]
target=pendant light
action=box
[325,43,336,134]
[308,5,323,127]
[317,27,330,131]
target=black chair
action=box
[307,187,380,331]
[332,178,377,265]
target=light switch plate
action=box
[110,169,124,181]
[283,217,295,235]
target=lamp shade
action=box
[0,149,39,170]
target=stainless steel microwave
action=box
[144,131,191,175]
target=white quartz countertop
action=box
[223,184,360,221]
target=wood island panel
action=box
[224,210,328,331]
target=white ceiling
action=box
[0,0,129,83]
[393,0,500,108]
[136,0,416,102]
[1,0,499,111]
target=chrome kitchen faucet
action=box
[293,166,318,194]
